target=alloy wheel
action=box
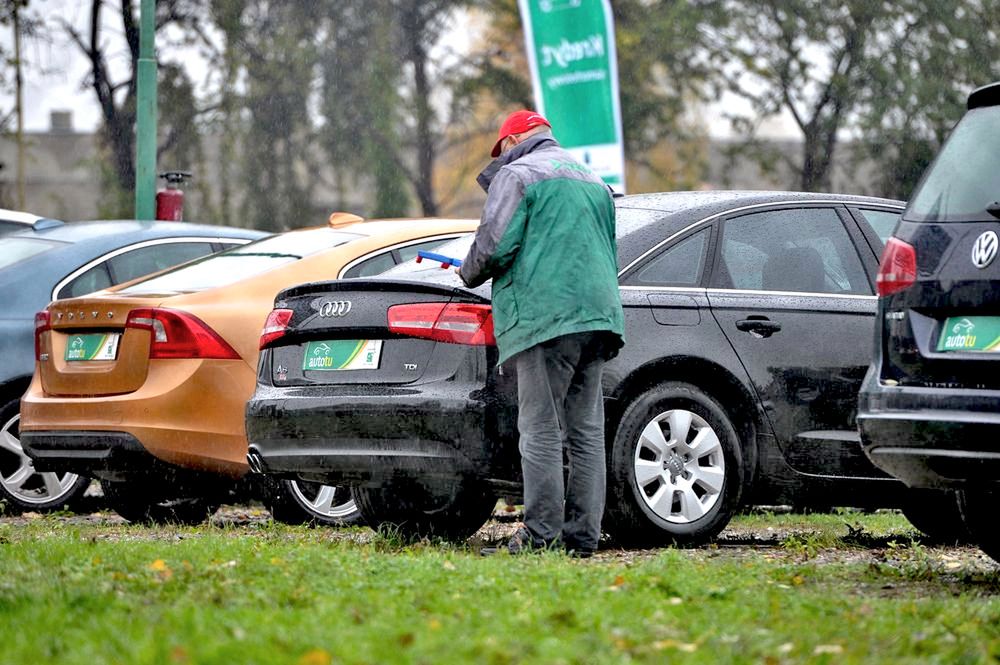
[632,408,726,524]
[289,480,357,520]
[0,412,83,507]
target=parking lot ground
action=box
[1,506,998,664]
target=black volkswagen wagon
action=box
[858,81,1000,562]
[247,191,908,544]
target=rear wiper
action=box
[988,201,1000,220]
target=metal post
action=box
[134,0,157,220]
[13,1,25,210]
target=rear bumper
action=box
[19,361,251,476]
[23,430,180,481]
[858,381,1000,488]
[246,384,495,486]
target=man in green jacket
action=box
[460,110,625,557]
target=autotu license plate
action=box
[302,340,382,370]
[936,316,1000,352]
[64,333,121,361]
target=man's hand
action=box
[453,266,461,275]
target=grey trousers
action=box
[513,332,607,551]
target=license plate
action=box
[302,340,382,370]
[937,316,1000,352]
[64,333,121,361]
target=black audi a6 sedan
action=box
[858,81,1000,563]
[247,191,908,545]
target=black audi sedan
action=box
[247,191,907,544]
[858,81,1000,563]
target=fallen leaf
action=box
[442,560,456,571]
[813,644,844,655]
[652,639,698,652]
[668,597,683,605]
[398,633,415,647]
[298,648,331,665]
[170,646,189,663]
[778,643,794,654]
[792,575,805,586]
[148,559,168,571]
[428,618,442,630]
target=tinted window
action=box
[907,106,1000,222]
[118,229,361,294]
[857,209,900,244]
[58,263,113,299]
[343,252,395,279]
[627,229,708,286]
[714,208,870,295]
[108,242,214,283]
[398,238,453,262]
[0,237,60,270]
[0,221,27,235]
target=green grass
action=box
[1,512,999,664]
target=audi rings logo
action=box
[319,300,353,317]
[971,231,999,269]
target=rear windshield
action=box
[0,237,60,270]
[906,106,1000,222]
[118,228,362,294]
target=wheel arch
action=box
[0,376,31,411]
[605,356,763,492]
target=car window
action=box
[857,209,901,244]
[58,263,113,299]
[907,106,1000,222]
[118,229,361,294]
[343,252,396,279]
[108,242,215,284]
[398,238,453,262]
[0,221,27,235]
[714,208,871,295]
[0,237,60,270]
[626,229,708,287]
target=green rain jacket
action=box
[459,131,624,363]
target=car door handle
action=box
[736,318,782,338]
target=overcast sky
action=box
[3,1,796,139]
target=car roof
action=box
[614,190,904,266]
[8,219,264,244]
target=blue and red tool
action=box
[416,250,463,269]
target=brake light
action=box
[876,238,917,297]
[125,308,240,359]
[259,309,293,349]
[387,302,495,345]
[34,310,50,360]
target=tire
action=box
[605,382,744,547]
[353,477,495,542]
[100,480,220,525]
[0,397,90,513]
[265,478,363,527]
[900,488,971,544]
[957,487,1000,564]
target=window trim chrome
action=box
[51,236,252,301]
[337,233,469,278]
[618,284,876,300]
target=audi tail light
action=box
[34,310,51,360]
[126,308,240,359]
[259,309,294,350]
[387,302,495,346]
[876,238,917,297]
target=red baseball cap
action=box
[491,110,551,157]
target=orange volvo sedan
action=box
[20,214,476,524]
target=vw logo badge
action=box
[319,300,352,317]
[971,231,999,269]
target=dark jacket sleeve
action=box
[459,168,527,288]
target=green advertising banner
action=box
[518,0,626,192]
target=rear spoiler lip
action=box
[967,81,1000,110]
[274,278,489,305]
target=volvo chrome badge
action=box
[971,231,998,269]
[319,301,352,317]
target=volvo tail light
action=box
[34,310,50,360]
[387,302,495,346]
[259,309,294,349]
[876,238,917,297]
[125,308,240,359]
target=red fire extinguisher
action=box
[155,171,192,221]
